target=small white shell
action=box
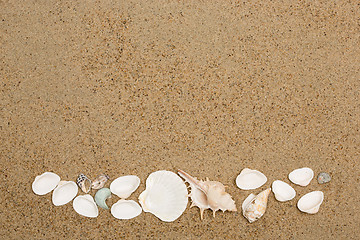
[271,180,296,202]
[32,172,61,195]
[297,191,324,214]
[139,170,188,222]
[236,168,267,190]
[52,181,78,206]
[289,167,314,186]
[110,175,140,199]
[111,200,142,220]
[73,195,99,218]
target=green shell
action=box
[95,188,111,210]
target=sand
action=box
[1,0,359,239]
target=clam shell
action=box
[32,172,61,195]
[139,170,188,222]
[289,167,314,186]
[297,191,324,214]
[111,200,142,220]
[110,175,140,199]
[73,195,99,218]
[242,188,271,223]
[236,168,267,190]
[271,180,296,202]
[52,181,78,206]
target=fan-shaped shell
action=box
[110,175,140,199]
[139,170,188,222]
[272,180,296,202]
[289,167,314,186]
[73,195,99,218]
[297,191,324,214]
[111,200,142,220]
[236,168,267,190]
[52,181,78,206]
[32,172,61,195]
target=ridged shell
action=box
[139,170,188,222]
[111,200,142,220]
[297,191,324,214]
[110,175,140,199]
[178,170,237,219]
[236,168,267,190]
[272,180,296,202]
[73,195,99,218]
[91,174,109,190]
[288,167,314,186]
[32,172,60,195]
[52,181,78,206]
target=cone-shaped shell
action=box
[73,195,99,218]
[139,170,188,222]
[272,180,296,202]
[242,188,271,223]
[111,200,142,220]
[297,191,324,214]
[52,181,78,206]
[236,168,267,190]
[288,167,314,186]
[32,172,60,195]
[110,175,140,199]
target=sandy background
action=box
[1,0,359,239]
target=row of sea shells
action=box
[32,167,330,222]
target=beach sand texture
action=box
[1,0,359,239]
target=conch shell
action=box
[178,169,237,219]
[242,188,271,223]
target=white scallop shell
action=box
[110,175,140,199]
[111,200,142,220]
[288,167,314,186]
[236,168,267,190]
[272,180,296,202]
[297,191,324,214]
[52,181,78,206]
[139,170,188,222]
[73,195,99,218]
[32,172,61,195]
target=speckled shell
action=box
[242,188,271,223]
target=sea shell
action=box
[317,172,331,184]
[139,170,188,222]
[76,173,92,193]
[297,191,324,214]
[242,188,271,223]
[92,174,109,190]
[111,200,142,220]
[178,170,237,219]
[236,168,267,190]
[271,180,296,202]
[95,188,111,210]
[288,167,314,186]
[73,194,99,218]
[52,181,78,206]
[32,172,61,195]
[110,175,140,199]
